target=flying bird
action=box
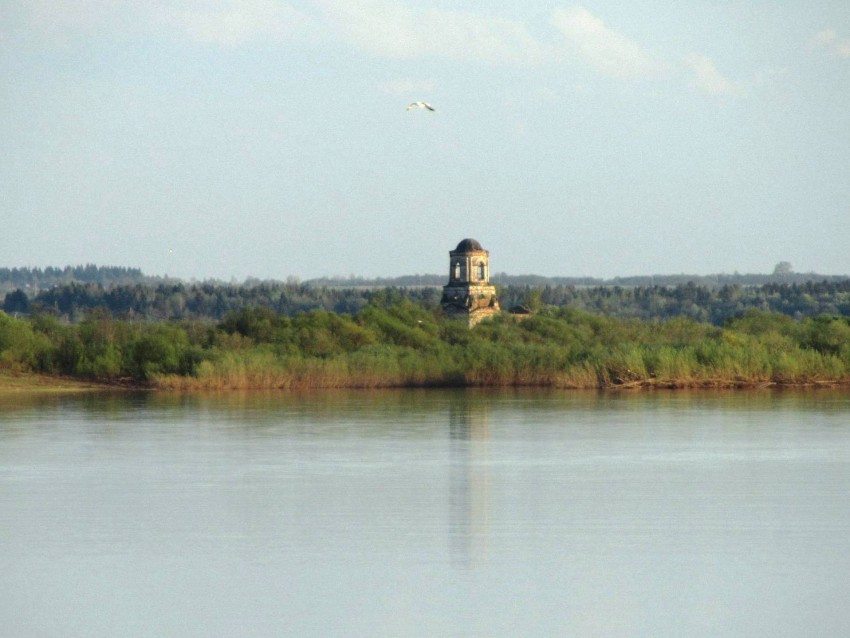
[407,101,435,111]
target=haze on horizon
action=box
[2,1,849,282]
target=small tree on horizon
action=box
[773,261,793,275]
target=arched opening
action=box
[477,262,485,281]
[453,261,461,280]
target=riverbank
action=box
[152,379,850,391]
[0,371,133,393]
[2,369,849,393]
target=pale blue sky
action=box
[2,1,849,280]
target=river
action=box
[1,388,849,637]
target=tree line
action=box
[0,265,164,296]
[1,282,438,321]
[499,280,850,324]
[4,263,847,297]
[4,280,850,325]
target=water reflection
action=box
[2,386,848,425]
[448,396,490,569]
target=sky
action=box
[2,0,849,281]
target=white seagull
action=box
[406,101,435,111]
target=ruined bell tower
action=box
[440,238,500,326]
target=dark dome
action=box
[454,238,484,252]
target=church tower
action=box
[440,238,500,326]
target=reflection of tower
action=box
[448,396,490,568]
[440,239,501,327]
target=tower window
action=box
[453,262,461,280]
[477,262,485,280]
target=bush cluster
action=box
[1,302,848,389]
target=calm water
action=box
[1,388,850,637]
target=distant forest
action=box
[3,264,849,296]
[2,265,850,325]
[303,270,850,289]
[0,265,170,296]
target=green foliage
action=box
[357,302,436,351]
[2,289,30,313]
[294,310,378,355]
[0,311,39,371]
[220,306,287,343]
[13,277,850,326]
[802,316,850,356]
[726,309,799,337]
[73,311,125,378]
[0,303,848,388]
[129,324,195,380]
